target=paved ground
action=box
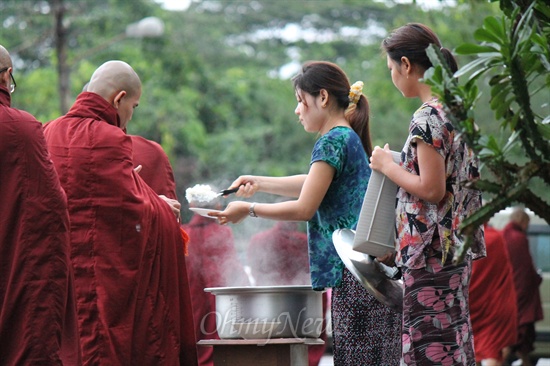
[319,355,550,365]
[319,354,333,366]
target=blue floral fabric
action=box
[307,126,370,290]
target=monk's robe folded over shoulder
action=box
[0,86,80,365]
[44,92,198,366]
[130,134,177,200]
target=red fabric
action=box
[469,225,518,362]
[0,85,81,365]
[130,135,177,200]
[247,222,328,366]
[182,215,249,366]
[503,222,544,326]
[130,134,189,254]
[44,92,198,365]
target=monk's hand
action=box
[134,165,143,174]
[159,195,181,221]
[209,201,249,225]
[369,143,392,174]
[376,250,397,267]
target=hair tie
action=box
[440,46,444,51]
[349,81,364,105]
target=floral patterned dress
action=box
[395,100,486,366]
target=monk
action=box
[0,45,80,364]
[503,208,544,366]
[131,134,178,199]
[44,60,198,365]
[469,225,518,366]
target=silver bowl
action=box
[332,228,403,312]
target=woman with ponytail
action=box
[371,23,486,365]
[213,61,401,365]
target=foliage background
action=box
[1,0,522,232]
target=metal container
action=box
[204,285,324,339]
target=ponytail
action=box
[345,94,372,156]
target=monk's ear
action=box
[113,90,127,109]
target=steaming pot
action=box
[204,285,324,339]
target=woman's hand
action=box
[376,251,397,267]
[209,201,250,225]
[227,176,259,198]
[369,143,393,174]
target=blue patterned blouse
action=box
[308,126,370,290]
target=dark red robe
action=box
[503,222,544,326]
[469,225,518,362]
[130,135,177,200]
[0,85,80,365]
[182,214,249,366]
[44,92,197,365]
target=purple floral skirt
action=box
[402,255,475,366]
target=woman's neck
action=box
[319,112,349,135]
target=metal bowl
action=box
[204,285,324,339]
[332,228,403,312]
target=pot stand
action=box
[198,338,325,366]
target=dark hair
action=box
[292,61,372,156]
[382,23,458,74]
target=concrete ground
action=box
[319,355,550,365]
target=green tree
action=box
[423,0,550,258]
[0,0,501,210]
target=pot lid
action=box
[332,228,403,312]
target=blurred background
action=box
[0,0,505,218]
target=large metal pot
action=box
[204,285,324,339]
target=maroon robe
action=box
[130,135,177,200]
[0,85,80,365]
[44,92,198,365]
[469,225,518,362]
[502,222,544,326]
[182,214,249,366]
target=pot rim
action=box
[204,285,325,294]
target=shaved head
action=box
[87,60,141,101]
[0,45,12,69]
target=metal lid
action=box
[332,228,403,312]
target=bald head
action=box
[0,45,12,69]
[87,60,141,101]
[510,207,530,231]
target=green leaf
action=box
[454,57,493,78]
[455,43,499,55]
[537,124,550,140]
